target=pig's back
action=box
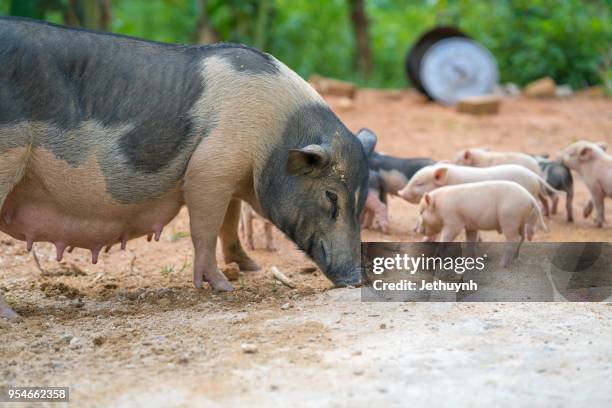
[436,181,534,229]
[465,165,540,196]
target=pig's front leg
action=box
[185,185,234,291]
[220,199,260,270]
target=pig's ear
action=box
[597,141,608,151]
[579,146,593,161]
[356,128,378,156]
[463,150,471,161]
[287,145,330,176]
[433,167,448,185]
[423,193,434,208]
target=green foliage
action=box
[0,0,609,89]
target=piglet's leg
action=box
[593,193,605,228]
[566,186,574,223]
[583,200,593,219]
[551,194,559,215]
[464,229,479,259]
[538,193,550,217]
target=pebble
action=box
[158,298,171,307]
[241,343,258,354]
[62,334,73,344]
[280,303,291,310]
[379,323,386,330]
[222,263,240,281]
[69,337,82,350]
[92,336,104,347]
[353,369,364,376]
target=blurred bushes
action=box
[1,0,610,89]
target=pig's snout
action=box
[331,266,363,287]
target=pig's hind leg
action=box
[500,223,524,267]
[538,193,550,217]
[263,220,277,252]
[220,199,260,271]
[0,146,31,320]
[550,193,559,215]
[240,203,256,251]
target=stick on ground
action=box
[271,266,296,289]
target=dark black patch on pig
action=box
[538,160,573,193]
[202,43,279,75]
[368,152,434,182]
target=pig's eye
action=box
[325,191,339,219]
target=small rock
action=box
[70,298,84,308]
[504,82,521,97]
[177,355,190,364]
[241,343,258,354]
[379,323,386,330]
[353,369,364,376]
[92,336,104,347]
[62,334,73,344]
[352,350,362,356]
[456,95,501,115]
[336,97,354,111]
[280,303,291,310]
[69,337,82,350]
[555,84,573,97]
[158,298,171,307]
[222,262,240,281]
[524,77,556,98]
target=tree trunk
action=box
[348,0,372,75]
[64,0,111,30]
[192,0,219,44]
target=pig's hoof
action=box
[227,255,260,271]
[210,279,234,292]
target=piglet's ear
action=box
[423,193,434,208]
[463,150,470,161]
[579,146,593,161]
[433,167,448,185]
[287,145,330,176]
[356,128,378,157]
[597,141,608,152]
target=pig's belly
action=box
[0,172,184,257]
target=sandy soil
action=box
[1,92,611,407]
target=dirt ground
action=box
[1,91,611,407]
